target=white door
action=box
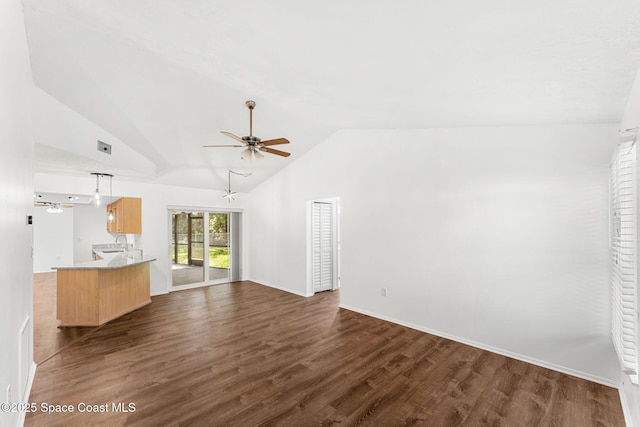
[312,202,333,293]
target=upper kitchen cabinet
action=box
[107,197,142,234]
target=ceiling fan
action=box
[203,100,291,161]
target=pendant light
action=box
[108,174,114,222]
[90,172,114,209]
[92,172,101,206]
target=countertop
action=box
[53,252,156,270]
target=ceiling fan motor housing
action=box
[242,135,261,145]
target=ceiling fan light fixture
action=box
[253,149,264,161]
[241,148,252,162]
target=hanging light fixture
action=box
[108,174,114,222]
[90,172,113,208]
[223,169,252,202]
[92,173,101,206]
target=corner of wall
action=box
[620,375,640,427]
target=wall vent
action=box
[97,140,111,155]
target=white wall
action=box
[0,1,35,426]
[33,205,73,272]
[35,173,249,295]
[73,204,116,263]
[247,124,621,385]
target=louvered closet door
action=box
[313,202,333,293]
[611,140,638,384]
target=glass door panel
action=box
[171,211,204,286]
[189,215,204,266]
[208,213,230,282]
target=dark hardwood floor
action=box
[27,281,625,426]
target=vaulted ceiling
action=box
[22,0,640,193]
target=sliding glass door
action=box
[171,210,235,288]
[208,213,230,281]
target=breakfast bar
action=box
[54,253,156,327]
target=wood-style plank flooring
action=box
[33,272,98,364]
[27,281,625,426]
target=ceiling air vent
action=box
[97,140,111,155]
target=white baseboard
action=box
[339,303,620,389]
[618,386,633,427]
[17,362,36,427]
[247,278,312,298]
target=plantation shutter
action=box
[312,202,333,293]
[611,139,638,384]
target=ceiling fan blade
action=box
[202,144,245,148]
[260,147,291,157]
[220,131,246,144]
[260,138,290,146]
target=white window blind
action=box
[610,140,638,384]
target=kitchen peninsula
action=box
[54,253,156,327]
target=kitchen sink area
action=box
[92,243,125,259]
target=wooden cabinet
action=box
[57,262,152,327]
[106,197,142,234]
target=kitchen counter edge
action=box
[53,256,157,270]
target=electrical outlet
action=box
[381,287,387,297]
[6,384,11,403]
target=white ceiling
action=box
[22,0,640,193]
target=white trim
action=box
[249,278,313,298]
[17,362,36,427]
[169,279,231,293]
[339,303,621,389]
[618,386,634,427]
[166,204,244,213]
[18,317,30,400]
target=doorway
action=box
[307,198,340,295]
[170,209,241,289]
